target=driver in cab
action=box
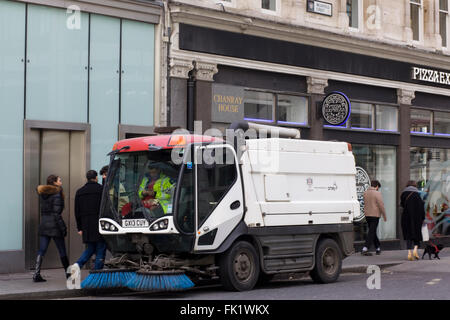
[139,163,175,218]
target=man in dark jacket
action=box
[73,170,106,270]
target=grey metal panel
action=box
[248,223,354,236]
[259,234,316,255]
[69,131,88,263]
[264,256,313,271]
[257,234,318,272]
[40,130,70,269]
[24,129,41,269]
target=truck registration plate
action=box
[122,219,149,228]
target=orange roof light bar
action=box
[167,135,187,147]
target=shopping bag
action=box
[421,223,429,242]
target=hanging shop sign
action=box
[354,166,371,222]
[321,91,351,126]
[306,0,332,17]
[411,66,450,86]
[211,84,245,123]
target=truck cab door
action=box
[194,144,244,251]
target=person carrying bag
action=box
[400,180,426,261]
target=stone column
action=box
[168,58,194,128]
[307,76,328,141]
[397,88,415,243]
[193,61,218,131]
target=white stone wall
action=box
[170,0,448,55]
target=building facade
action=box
[1,0,450,274]
[166,0,450,248]
[0,0,161,273]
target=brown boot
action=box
[408,250,414,261]
[413,246,420,260]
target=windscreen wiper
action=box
[107,145,130,156]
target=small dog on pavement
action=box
[422,242,444,260]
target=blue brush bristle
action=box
[126,272,194,292]
[81,270,136,289]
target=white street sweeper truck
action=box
[84,121,359,292]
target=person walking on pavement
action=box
[400,180,426,261]
[33,175,70,282]
[73,170,107,270]
[361,180,387,256]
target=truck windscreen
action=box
[100,150,180,223]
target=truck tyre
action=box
[310,238,342,284]
[218,241,260,291]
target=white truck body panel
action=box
[241,138,359,227]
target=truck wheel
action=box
[218,241,260,291]
[310,238,342,284]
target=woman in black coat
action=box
[33,175,70,282]
[400,180,426,261]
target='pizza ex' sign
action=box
[412,66,450,86]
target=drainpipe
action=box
[187,68,196,132]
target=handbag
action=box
[421,223,429,242]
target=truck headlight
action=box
[150,219,168,231]
[100,220,118,232]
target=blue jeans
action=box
[76,240,107,270]
[38,236,67,258]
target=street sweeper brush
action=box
[81,269,137,290]
[126,270,195,292]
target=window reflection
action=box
[411,109,432,134]
[353,145,397,241]
[410,147,450,237]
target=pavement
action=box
[0,249,446,300]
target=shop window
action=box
[351,102,373,130]
[410,0,423,42]
[376,105,398,132]
[440,0,449,47]
[353,145,397,241]
[346,0,360,29]
[277,95,308,125]
[244,91,274,122]
[244,90,308,126]
[410,147,450,237]
[324,102,398,132]
[434,111,450,136]
[410,109,432,134]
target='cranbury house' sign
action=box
[412,66,450,86]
